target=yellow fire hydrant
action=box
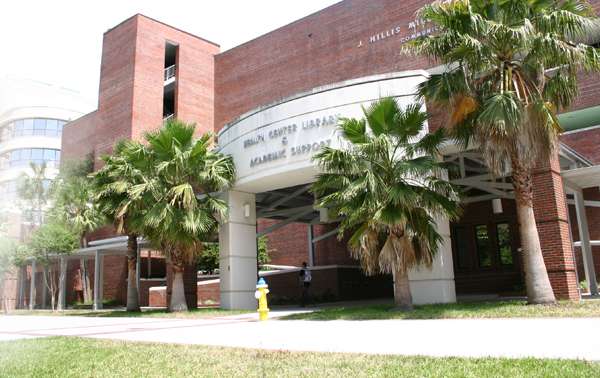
[254,278,270,321]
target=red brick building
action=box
[12,0,600,310]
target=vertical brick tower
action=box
[62,14,220,308]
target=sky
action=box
[0,0,340,105]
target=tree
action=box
[132,120,235,312]
[27,220,78,311]
[312,98,461,310]
[17,162,49,227]
[50,157,103,302]
[408,0,600,304]
[198,237,273,274]
[92,140,155,312]
[0,236,16,313]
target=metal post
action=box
[307,225,315,267]
[17,266,25,309]
[29,260,36,310]
[136,245,141,299]
[147,250,152,278]
[41,267,48,309]
[93,250,103,310]
[574,189,599,295]
[58,257,67,311]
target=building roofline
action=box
[104,13,220,48]
[218,0,344,54]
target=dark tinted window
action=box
[475,225,492,268]
[496,223,514,265]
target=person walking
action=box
[299,262,312,307]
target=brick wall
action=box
[532,154,580,300]
[561,128,600,164]
[215,0,600,132]
[139,279,166,307]
[215,0,433,131]
[197,280,220,306]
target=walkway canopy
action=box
[563,165,600,297]
[24,236,148,311]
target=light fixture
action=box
[492,198,503,214]
[243,203,251,218]
[319,207,329,223]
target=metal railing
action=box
[164,65,176,82]
[163,114,175,123]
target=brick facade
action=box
[532,155,580,300]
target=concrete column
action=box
[93,251,103,310]
[29,260,36,310]
[307,225,315,267]
[58,257,67,311]
[408,216,457,305]
[573,189,599,296]
[219,191,257,310]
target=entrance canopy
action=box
[563,165,600,190]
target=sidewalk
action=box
[2,313,600,361]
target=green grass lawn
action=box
[0,337,598,378]
[283,300,600,321]
[7,307,250,319]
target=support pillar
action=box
[93,251,103,310]
[219,191,257,310]
[573,188,599,295]
[307,224,315,267]
[136,245,141,298]
[29,260,36,310]
[58,257,67,311]
[17,266,25,309]
[532,154,580,300]
[408,216,456,304]
[41,267,48,309]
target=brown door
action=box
[451,216,524,295]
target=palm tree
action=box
[132,120,235,312]
[17,162,49,227]
[50,158,103,303]
[408,0,600,304]
[92,140,151,312]
[312,98,461,310]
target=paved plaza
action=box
[1,313,600,361]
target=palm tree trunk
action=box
[511,159,556,304]
[126,234,140,312]
[170,264,188,312]
[80,235,92,303]
[392,266,413,311]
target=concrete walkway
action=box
[1,313,600,361]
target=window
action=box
[46,119,58,136]
[453,227,470,269]
[23,119,34,136]
[2,148,60,168]
[496,223,514,265]
[1,118,65,141]
[475,225,492,268]
[33,119,46,135]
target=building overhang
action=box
[562,165,600,191]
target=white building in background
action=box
[0,76,93,240]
